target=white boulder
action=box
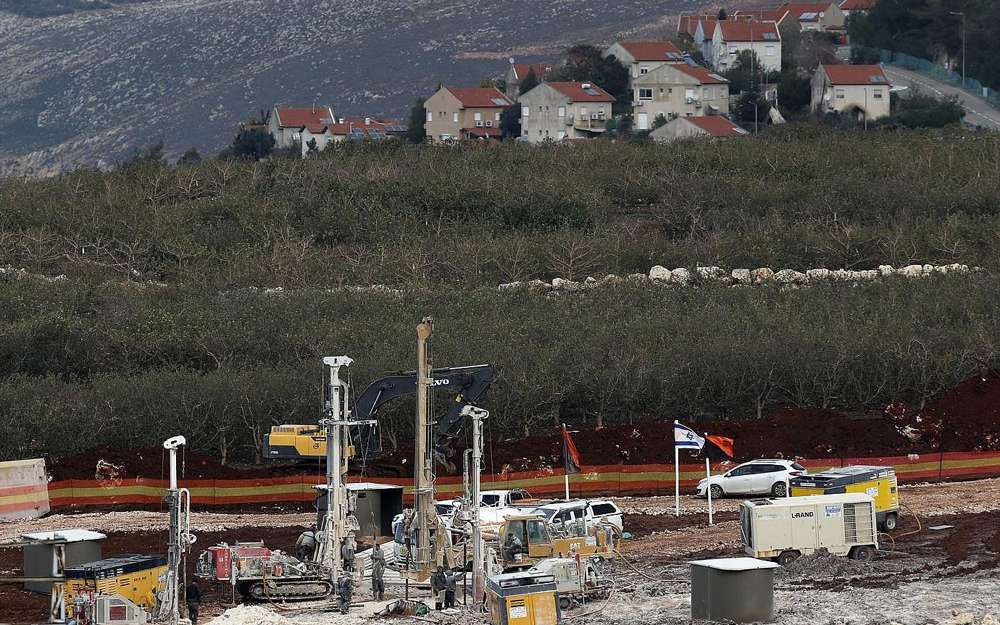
[670,268,692,285]
[806,268,830,282]
[751,268,774,284]
[731,269,751,284]
[649,265,672,282]
[774,269,807,284]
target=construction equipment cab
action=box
[496,513,614,571]
[264,364,493,461]
[791,465,900,531]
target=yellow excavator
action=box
[263,364,494,462]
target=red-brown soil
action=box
[43,372,1000,482]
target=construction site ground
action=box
[3,478,1000,625]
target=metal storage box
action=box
[22,530,106,594]
[689,558,780,623]
[314,482,404,538]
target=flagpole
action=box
[563,423,570,501]
[705,434,714,526]
[674,421,680,517]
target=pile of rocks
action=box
[498,263,975,292]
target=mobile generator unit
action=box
[63,555,167,613]
[739,493,878,566]
[791,465,900,531]
[486,570,561,625]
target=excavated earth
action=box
[3,478,1000,624]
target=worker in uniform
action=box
[444,567,458,609]
[430,565,447,610]
[185,580,202,625]
[502,531,524,563]
[371,546,386,601]
[295,530,316,561]
[341,533,357,572]
[337,573,353,615]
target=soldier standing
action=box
[371,547,386,601]
[337,573,354,615]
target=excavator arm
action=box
[264,365,494,461]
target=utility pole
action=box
[949,11,966,88]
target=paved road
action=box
[882,65,1000,130]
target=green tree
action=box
[735,92,771,127]
[500,103,522,139]
[227,128,275,161]
[777,69,812,114]
[724,50,768,95]
[652,113,668,130]
[407,97,428,144]
[519,69,540,95]
[177,147,202,166]
[717,8,728,20]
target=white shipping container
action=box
[739,493,878,565]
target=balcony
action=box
[573,115,608,131]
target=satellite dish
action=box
[509,57,515,65]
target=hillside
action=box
[0,0,712,176]
[2,130,1000,464]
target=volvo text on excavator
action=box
[264,364,494,464]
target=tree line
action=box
[1,276,997,463]
[2,129,999,290]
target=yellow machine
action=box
[487,570,561,625]
[496,514,614,571]
[791,465,900,530]
[265,424,353,459]
[64,555,167,611]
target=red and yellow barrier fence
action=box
[1,459,50,520]
[47,450,1000,509]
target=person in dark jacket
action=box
[430,566,447,610]
[371,547,386,600]
[185,581,202,625]
[337,574,353,615]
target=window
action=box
[591,503,618,515]
[495,112,501,121]
[873,89,884,99]
[639,65,650,75]
[453,112,458,122]
[580,107,588,119]
[638,88,653,101]
[522,129,528,136]
[426,111,432,123]
[729,46,737,54]
[538,106,543,112]
[766,45,776,56]
[474,112,482,121]
[685,88,695,101]
[751,465,781,474]
[728,466,752,477]
[557,131,566,139]
[836,89,845,99]
[558,106,566,118]
[522,106,530,117]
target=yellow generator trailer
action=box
[64,555,167,611]
[791,465,900,531]
[487,570,560,625]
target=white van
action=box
[531,500,624,533]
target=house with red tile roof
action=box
[330,117,407,142]
[604,40,686,89]
[650,115,750,142]
[733,8,790,23]
[268,106,336,155]
[504,60,555,99]
[678,14,717,39]
[632,63,730,129]
[709,20,782,72]
[518,81,615,142]
[839,0,875,17]
[811,64,892,121]
[779,2,845,31]
[423,87,514,142]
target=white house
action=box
[709,20,782,73]
[267,106,336,154]
[604,41,686,88]
[519,82,615,142]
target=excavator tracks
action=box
[247,579,333,602]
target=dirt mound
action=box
[778,548,875,579]
[918,372,1000,451]
[48,445,269,481]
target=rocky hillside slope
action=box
[0,0,709,175]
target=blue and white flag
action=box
[674,422,705,449]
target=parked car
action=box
[696,459,806,498]
[531,499,624,533]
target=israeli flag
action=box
[674,422,704,449]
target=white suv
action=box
[531,500,624,532]
[697,460,806,499]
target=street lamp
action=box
[949,11,966,89]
